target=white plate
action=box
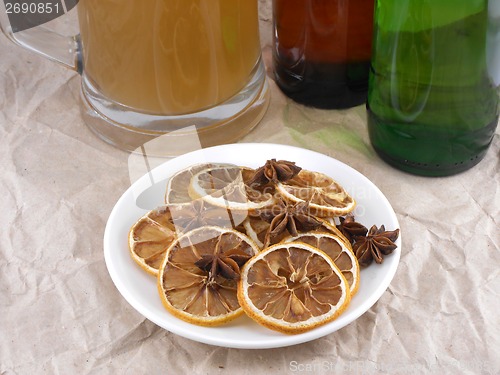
[103,143,401,349]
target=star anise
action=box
[352,225,400,267]
[194,239,252,281]
[257,199,322,247]
[336,215,368,244]
[247,159,302,186]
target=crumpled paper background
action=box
[1,1,499,374]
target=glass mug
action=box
[0,0,270,155]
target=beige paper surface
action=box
[1,2,499,374]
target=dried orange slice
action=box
[165,162,232,204]
[128,206,179,276]
[158,226,259,326]
[276,170,356,217]
[189,166,276,211]
[284,233,360,295]
[238,242,351,334]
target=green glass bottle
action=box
[367,0,499,176]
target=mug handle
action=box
[0,1,82,73]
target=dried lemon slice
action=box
[158,226,259,326]
[129,202,247,276]
[284,233,360,295]
[238,242,351,334]
[239,214,270,249]
[165,162,232,204]
[276,170,355,217]
[315,218,353,249]
[189,166,276,211]
[128,206,179,276]
[238,212,351,251]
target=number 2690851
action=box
[6,2,60,14]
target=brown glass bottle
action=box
[273,0,374,109]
